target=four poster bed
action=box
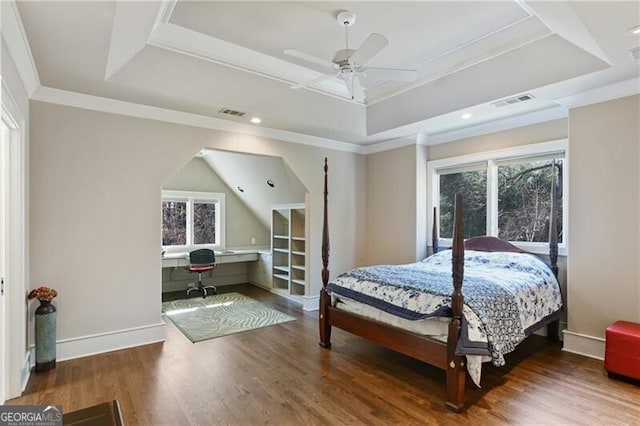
[318,158,563,412]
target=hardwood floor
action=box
[7,284,640,425]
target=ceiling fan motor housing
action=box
[333,49,355,66]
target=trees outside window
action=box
[161,191,225,250]
[162,200,187,246]
[193,202,216,245]
[430,141,566,253]
[439,169,486,239]
[498,159,563,242]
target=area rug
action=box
[161,292,295,342]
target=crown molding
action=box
[1,0,40,95]
[153,0,177,29]
[148,23,352,102]
[32,86,363,154]
[556,77,640,110]
[3,0,637,157]
[361,136,418,155]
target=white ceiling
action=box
[10,1,640,146]
[200,149,307,229]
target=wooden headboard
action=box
[464,236,528,253]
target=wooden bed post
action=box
[547,160,560,340]
[432,207,438,255]
[319,157,332,348]
[445,194,466,412]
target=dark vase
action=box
[35,300,57,372]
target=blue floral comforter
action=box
[326,250,563,366]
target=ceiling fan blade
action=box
[362,67,418,82]
[349,33,389,66]
[349,77,366,102]
[290,73,336,90]
[284,49,336,73]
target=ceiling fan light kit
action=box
[284,10,417,102]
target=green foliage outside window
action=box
[439,159,563,243]
[439,170,487,239]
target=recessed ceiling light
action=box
[250,117,262,124]
[627,25,640,35]
[461,113,472,119]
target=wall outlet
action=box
[251,237,256,245]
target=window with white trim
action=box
[161,191,225,251]
[428,140,567,254]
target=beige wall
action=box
[162,157,270,249]
[428,119,568,160]
[567,95,640,338]
[29,101,366,343]
[24,89,638,366]
[367,144,419,265]
[365,120,569,266]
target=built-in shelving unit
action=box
[271,204,306,301]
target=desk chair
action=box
[186,249,217,298]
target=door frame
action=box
[1,80,28,400]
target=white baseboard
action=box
[21,352,31,392]
[562,329,605,360]
[267,289,317,312]
[302,295,319,312]
[30,322,165,366]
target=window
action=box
[162,200,187,246]
[439,167,487,239]
[428,140,567,254]
[162,191,225,250]
[497,156,563,243]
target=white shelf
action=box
[271,205,307,300]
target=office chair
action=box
[186,249,217,298]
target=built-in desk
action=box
[162,249,259,268]
[161,249,263,292]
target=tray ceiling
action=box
[12,1,640,145]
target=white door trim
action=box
[1,79,29,399]
[0,109,8,404]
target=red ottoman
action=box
[605,321,640,380]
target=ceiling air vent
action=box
[218,107,246,117]
[491,93,536,108]
[630,47,640,60]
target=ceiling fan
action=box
[284,11,418,102]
